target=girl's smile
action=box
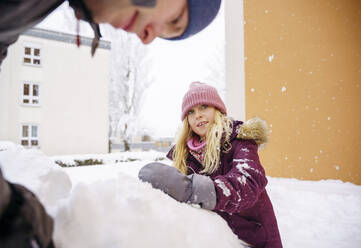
[187,105,216,138]
[196,121,208,127]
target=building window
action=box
[21,125,39,147]
[22,82,40,105]
[23,46,41,66]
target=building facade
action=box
[225,0,361,184]
[0,28,110,156]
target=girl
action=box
[139,82,282,248]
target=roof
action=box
[23,28,111,50]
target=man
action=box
[0,0,221,247]
[0,0,222,66]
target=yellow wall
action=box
[244,0,361,184]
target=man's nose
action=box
[138,23,159,44]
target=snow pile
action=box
[64,161,361,248]
[64,161,161,184]
[1,141,361,247]
[0,141,72,210]
[268,177,361,247]
[54,173,241,248]
[0,142,242,248]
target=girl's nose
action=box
[195,111,202,119]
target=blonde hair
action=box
[172,110,233,175]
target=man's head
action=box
[83,0,221,44]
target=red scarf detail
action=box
[187,137,206,165]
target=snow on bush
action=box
[52,150,166,167]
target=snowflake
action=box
[215,179,231,197]
[233,158,253,163]
[237,176,247,186]
[236,163,251,177]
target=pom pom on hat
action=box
[181,82,227,121]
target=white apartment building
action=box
[0,28,110,155]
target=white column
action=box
[225,0,245,120]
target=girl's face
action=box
[187,105,216,138]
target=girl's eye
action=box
[188,109,194,115]
[201,105,208,109]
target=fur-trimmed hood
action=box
[234,117,269,149]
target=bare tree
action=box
[107,28,153,151]
[204,42,226,99]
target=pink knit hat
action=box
[181,82,227,121]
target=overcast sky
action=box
[37,2,225,139]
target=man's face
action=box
[86,0,189,44]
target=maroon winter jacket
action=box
[168,119,282,248]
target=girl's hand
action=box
[139,162,192,202]
[138,162,216,210]
[187,173,217,210]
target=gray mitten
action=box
[138,163,217,210]
[187,174,217,210]
[138,162,192,202]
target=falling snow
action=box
[268,54,274,62]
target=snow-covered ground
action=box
[1,141,361,248]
